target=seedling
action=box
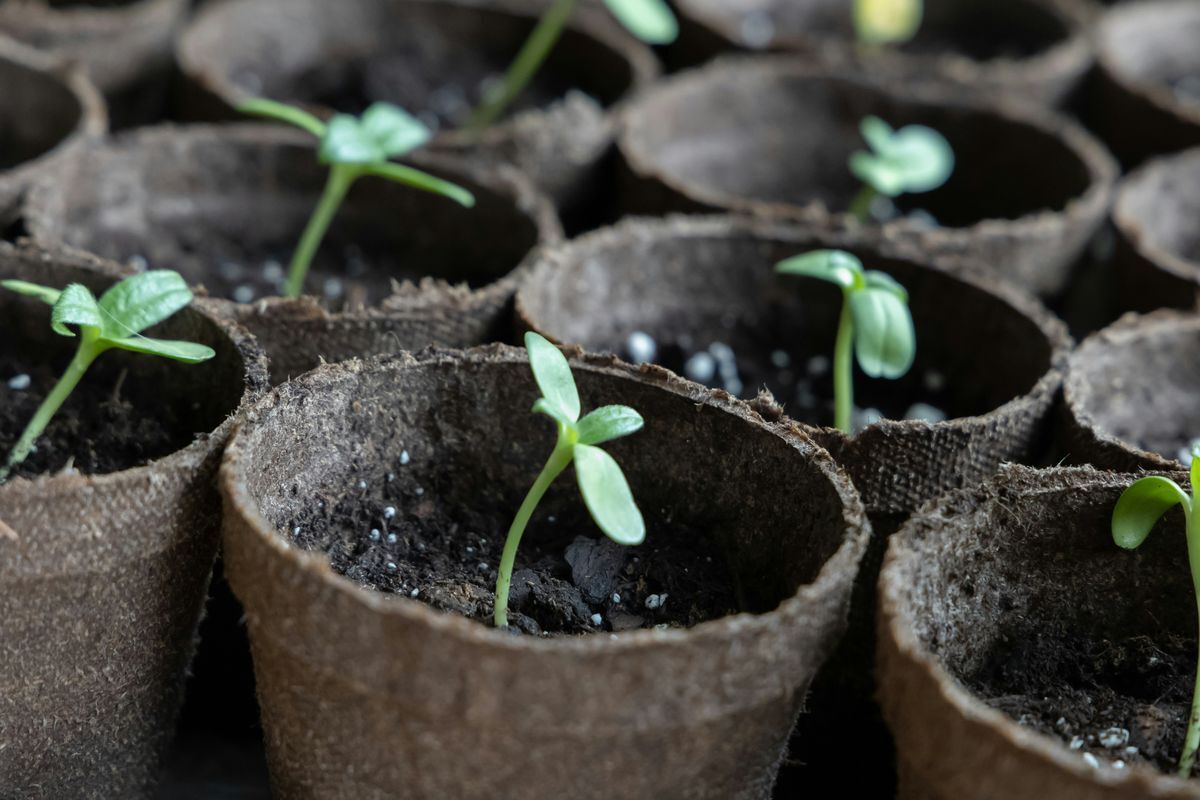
[854,0,923,46]
[775,250,916,434]
[1112,448,1200,777]
[467,0,678,133]
[0,271,214,483]
[493,332,646,628]
[848,115,954,224]
[238,98,475,298]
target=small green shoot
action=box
[848,115,954,224]
[467,0,678,134]
[1112,449,1200,778]
[854,0,923,46]
[494,332,646,628]
[775,250,915,434]
[0,271,214,483]
[238,98,475,298]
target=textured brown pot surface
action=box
[618,57,1117,298]
[15,123,561,384]
[1111,147,1200,316]
[1062,310,1200,473]
[0,0,186,127]
[220,345,869,800]
[0,243,268,799]
[0,33,104,222]
[880,465,1200,800]
[1093,0,1200,167]
[176,0,659,224]
[672,0,1093,107]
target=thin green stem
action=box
[1181,499,1200,778]
[849,184,877,225]
[0,331,106,483]
[467,0,578,135]
[285,164,358,299]
[833,295,855,434]
[494,427,575,627]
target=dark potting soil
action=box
[0,350,182,479]
[972,628,1195,775]
[286,459,741,636]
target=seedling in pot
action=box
[775,249,916,434]
[467,0,678,133]
[493,332,646,628]
[854,0,923,46]
[848,115,954,225]
[238,98,475,298]
[1112,446,1200,777]
[0,271,214,483]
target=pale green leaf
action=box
[361,162,476,207]
[237,97,327,138]
[574,443,645,545]
[849,286,915,379]
[360,103,431,157]
[577,405,644,446]
[97,270,193,338]
[525,332,580,423]
[108,336,216,364]
[604,0,679,44]
[1,279,61,306]
[1112,476,1191,550]
[51,284,103,337]
[775,249,863,290]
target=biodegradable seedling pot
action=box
[671,0,1093,107]
[879,465,1200,799]
[1093,0,1200,168]
[176,0,659,228]
[1062,310,1200,473]
[13,123,562,384]
[1111,148,1200,317]
[618,57,1117,298]
[0,243,268,798]
[0,0,187,127]
[220,345,869,800]
[0,33,104,223]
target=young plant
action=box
[0,271,215,483]
[494,332,646,628]
[238,98,475,298]
[848,115,954,224]
[467,0,678,134]
[775,249,916,434]
[1112,448,1200,777]
[854,0,923,46]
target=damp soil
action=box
[0,350,183,479]
[286,459,742,636]
[972,629,1194,775]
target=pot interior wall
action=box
[0,56,82,170]
[189,0,635,128]
[629,72,1091,227]
[1117,152,1200,267]
[522,229,1052,422]
[237,356,849,622]
[35,132,542,304]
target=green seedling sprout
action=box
[467,0,678,134]
[854,0,923,46]
[0,271,215,483]
[775,250,916,434]
[494,332,646,628]
[1112,447,1200,777]
[238,98,475,298]
[848,115,954,224]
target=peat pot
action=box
[1093,0,1200,167]
[12,123,561,384]
[618,57,1117,298]
[0,243,268,798]
[670,0,1093,107]
[220,345,869,799]
[1062,310,1200,473]
[0,0,187,127]
[176,0,659,228]
[1111,148,1200,316]
[880,465,1200,799]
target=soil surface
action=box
[0,350,182,479]
[287,457,741,636]
[973,628,1194,775]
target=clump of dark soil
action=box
[287,455,741,636]
[973,627,1195,774]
